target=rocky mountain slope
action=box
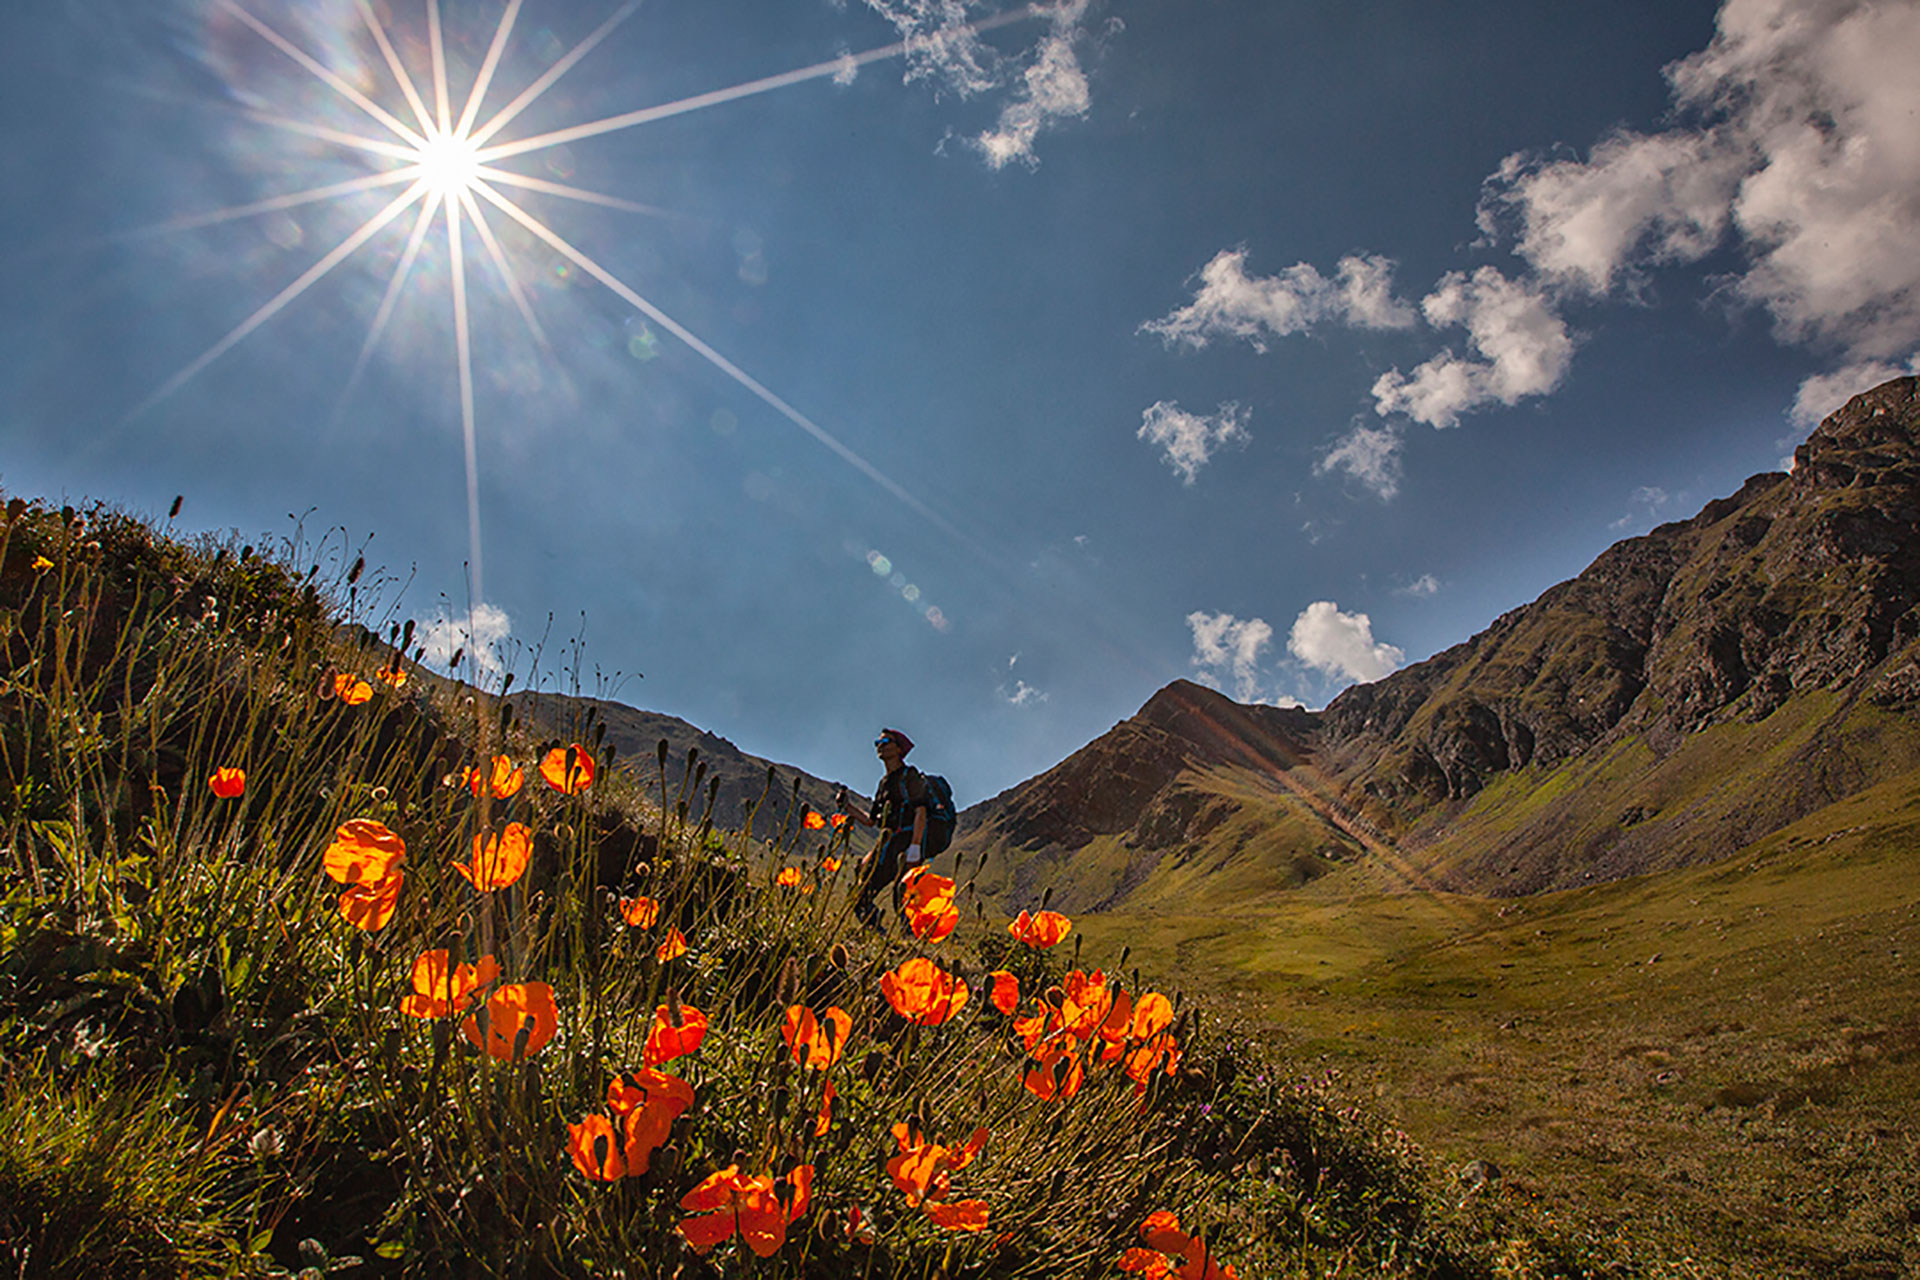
[508,692,855,841]
[955,377,1920,904]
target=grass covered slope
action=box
[0,492,1573,1279]
[1083,772,1920,1279]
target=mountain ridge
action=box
[954,377,1920,904]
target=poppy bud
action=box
[829,943,850,971]
[168,495,183,519]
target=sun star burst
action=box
[130,0,1032,645]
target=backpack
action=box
[914,769,958,857]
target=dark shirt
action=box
[869,765,929,835]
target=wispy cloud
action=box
[1396,573,1440,598]
[1003,679,1047,706]
[1317,421,1403,500]
[1287,600,1402,684]
[1137,400,1250,484]
[419,602,513,679]
[1610,484,1675,530]
[1371,267,1574,428]
[864,0,1101,168]
[976,4,1095,169]
[1142,249,1416,351]
[861,0,997,97]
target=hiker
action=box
[846,727,929,931]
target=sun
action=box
[128,0,1029,620]
[413,129,484,202]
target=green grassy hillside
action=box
[1078,767,1920,1277]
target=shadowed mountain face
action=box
[955,378,1920,904]
[507,693,859,842]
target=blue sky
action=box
[5,0,1919,806]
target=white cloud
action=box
[1316,421,1403,500]
[1003,679,1047,706]
[1371,267,1574,427]
[1397,573,1441,598]
[833,51,860,86]
[1187,610,1274,702]
[419,602,512,679]
[976,16,1092,169]
[1790,357,1920,428]
[1138,400,1250,484]
[1487,130,1743,294]
[865,0,1099,168]
[1491,0,1920,361]
[1287,601,1403,684]
[862,0,997,97]
[1142,249,1417,351]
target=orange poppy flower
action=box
[821,855,842,874]
[566,1113,626,1182]
[901,867,959,942]
[1023,1038,1086,1101]
[1119,1248,1176,1278]
[814,1079,835,1137]
[338,869,403,931]
[988,971,1020,1016]
[1060,969,1120,1040]
[375,665,409,688]
[655,926,688,962]
[677,1163,812,1258]
[923,1199,991,1232]
[454,822,532,891]
[31,554,54,572]
[887,1122,988,1207]
[333,672,374,705]
[323,818,406,885]
[781,1004,852,1070]
[539,743,595,794]
[399,949,500,1018]
[643,1001,707,1066]
[880,957,969,1026]
[830,813,848,830]
[802,810,827,831]
[465,755,524,799]
[1135,1211,1239,1280]
[208,767,246,799]
[775,866,804,888]
[1125,1032,1182,1086]
[619,895,660,928]
[1131,991,1175,1040]
[607,1069,695,1174]
[1009,908,1072,948]
[461,981,558,1061]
